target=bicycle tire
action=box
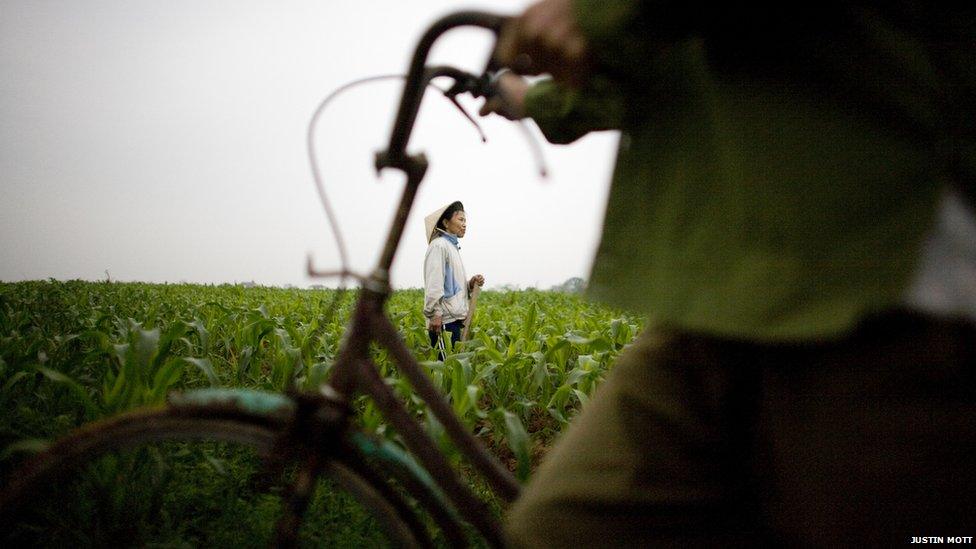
[0,406,428,548]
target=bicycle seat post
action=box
[372,152,429,277]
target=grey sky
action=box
[1,0,617,289]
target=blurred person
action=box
[482,1,976,546]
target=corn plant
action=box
[0,281,643,508]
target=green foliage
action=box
[0,280,643,546]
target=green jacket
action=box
[525,2,976,340]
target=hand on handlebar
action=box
[478,72,528,120]
[495,0,590,87]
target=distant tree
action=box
[551,277,586,294]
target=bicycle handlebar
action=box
[307,11,537,289]
[364,11,509,280]
[376,11,506,171]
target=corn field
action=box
[0,280,643,546]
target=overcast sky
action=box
[1,0,618,289]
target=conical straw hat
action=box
[423,203,452,244]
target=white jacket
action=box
[423,236,468,326]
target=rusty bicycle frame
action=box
[292,9,518,547]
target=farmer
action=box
[482,1,976,546]
[422,201,485,355]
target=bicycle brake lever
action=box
[443,93,487,143]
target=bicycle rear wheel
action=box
[0,405,428,547]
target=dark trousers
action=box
[506,311,976,547]
[429,319,463,359]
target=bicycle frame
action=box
[316,10,516,547]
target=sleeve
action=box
[522,0,686,144]
[524,75,626,144]
[423,244,446,319]
[523,1,860,145]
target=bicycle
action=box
[0,11,526,548]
